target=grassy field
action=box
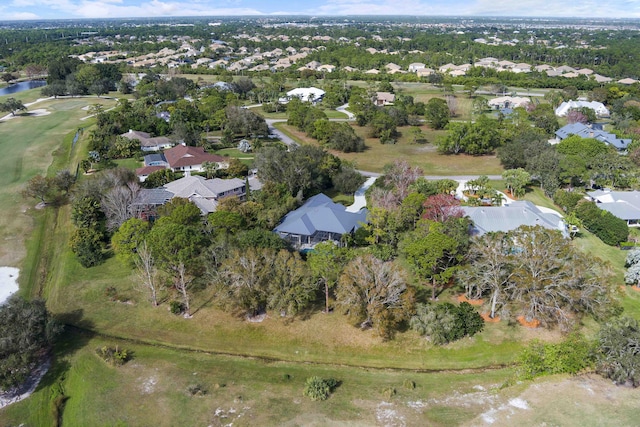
[215,147,255,166]
[0,95,116,268]
[274,122,504,175]
[1,330,518,427]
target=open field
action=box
[274,122,504,175]
[0,95,116,268]
[1,330,519,427]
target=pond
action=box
[0,80,46,96]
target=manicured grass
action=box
[274,122,504,175]
[0,96,115,268]
[215,147,255,166]
[1,330,517,426]
[522,187,562,211]
[114,157,143,171]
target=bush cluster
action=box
[303,376,339,401]
[410,302,484,345]
[574,200,628,246]
[95,345,131,366]
[518,333,595,380]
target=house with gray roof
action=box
[587,189,640,226]
[554,123,632,151]
[274,193,368,249]
[121,129,174,152]
[461,201,568,237]
[132,175,247,216]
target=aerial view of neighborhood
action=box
[1,0,640,425]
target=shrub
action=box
[574,200,628,246]
[169,300,184,314]
[410,302,484,345]
[382,387,396,399]
[596,317,640,387]
[518,333,595,380]
[186,383,207,396]
[303,376,339,401]
[403,379,416,390]
[95,345,131,366]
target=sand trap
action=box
[27,108,50,117]
[0,267,19,305]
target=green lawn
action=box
[215,147,255,166]
[1,330,516,427]
[274,122,504,175]
[0,96,116,268]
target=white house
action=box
[279,87,326,104]
[555,100,610,118]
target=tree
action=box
[0,297,61,390]
[400,220,467,300]
[425,98,450,129]
[596,317,640,387]
[267,250,315,317]
[303,376,339,401]
[112,218,150,267]
[135,240,160,307]
[308,242,351,313]
[22,174,53,204]
[506,226,613,330]
[574,200,628,246]
[458,232,513,318]
[422,194,463,223]
[216,248,273,316]
[502,168,531,198]
[336,254,415,339]
[148,218,206,316]
[70,226,105,267]
[101,182,139,231]
[0,97,27,116]
[332,166,365,194]
[383,160,423,201]
[1,72,16,84]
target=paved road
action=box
[336,103,355,120]
[265,118,299,148]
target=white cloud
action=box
[6,11,41,19]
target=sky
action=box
[2,0,640,21]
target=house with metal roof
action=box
[554,123,632,150]
[278,87,325,104]
[274,193,368,249]
[555,100,609,118]
[461,201,568,237]
[587,189,640,226]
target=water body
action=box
[0,80,46,96]
[0,266,19,305]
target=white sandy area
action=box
[27,108,50,117]
[0,267,19,305]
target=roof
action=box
[121,129,172,148]
[461,201,567,237]
[284,87,325,102]
[588,190,640,220]
[274,193,368,236]
[488,96,530,109]
[163,145,226,168]
[555,100,609,117]
[555,123,632,150]
[163,175,245,199]
[136,165,166,176]
[375,92,396,103]
[133,188,174,206]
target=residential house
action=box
[587,189,640,226]
[555,100,610,118]
[512,63,532,73]
[120,129,174,152]
[135,166,166,183]
[164,144,228,173]
[488,96,530,110]
[408,62,426,72]
[461,201,568,237]
[385,63,402,73]
[130,188,173,220]
[163,175,247,214]
[274,193,368,249]
[364,69,380,75]
[618,78,639,85]
[317,64,336,73]
[373,92,396,106]
[279,87,325,104]
[554,123,632,150]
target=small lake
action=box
[0,80,46,96]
